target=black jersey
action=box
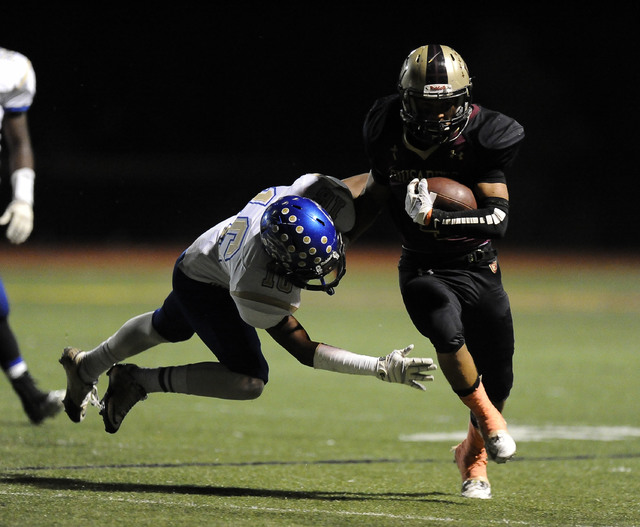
[363,94,524,254]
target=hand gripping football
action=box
[427,177,477,211]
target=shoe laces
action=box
[86,386,101,410]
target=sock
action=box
[455,420,488,481]
[135,366,187,394]
[5,358,28,380]
[466,420,485,451]
[80,312,167,382]
[134,362,261,400]
[458,381,507,437]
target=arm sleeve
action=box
[429,125,522,239]
[265,315,377,374]
[431,197,510,239]
[313,344,378,375]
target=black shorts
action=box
[398,245,514,401]
[151,255,270,384]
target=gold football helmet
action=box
[398,44,473,144]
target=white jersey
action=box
[0,47,36,140]
[179,173,355,330]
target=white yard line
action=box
[399,425,640,442]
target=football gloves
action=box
[0,200,33,244]
[405,178,433,225]
[376,344,437,390]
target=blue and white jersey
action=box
[179,173,355,329]
[0,47,36,144]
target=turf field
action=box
[1,245,639,526]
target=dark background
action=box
[1,5,638,252]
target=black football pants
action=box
[398,251,514,403]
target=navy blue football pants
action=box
[151,256,270,384]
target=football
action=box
[427,177,477,211]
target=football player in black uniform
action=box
[349,44,524,499]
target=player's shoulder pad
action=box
[294,173,356,233]
[470,106,525,150]
[0,48,36,100]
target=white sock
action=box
[80,312,167,382]
[134,362,260,400]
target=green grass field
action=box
[1,246,639,526]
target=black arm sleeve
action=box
[431,197,510,239]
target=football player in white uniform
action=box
[60,173,437,433]
[0,47,64,423]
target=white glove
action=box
[405,178,433,225]
[376,344,437,390]
[0,200,34,244]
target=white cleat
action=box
[461,478,492,499]
[484,430,516,464]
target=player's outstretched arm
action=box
[315,343,436,390]
[267,316,436,390]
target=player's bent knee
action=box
[434,336,465,354]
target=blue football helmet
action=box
[260,195,346,295]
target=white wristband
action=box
[313,343,377,376]
[11,167,35,205]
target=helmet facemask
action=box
[283,234,346,295]
[400,88,472,144]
